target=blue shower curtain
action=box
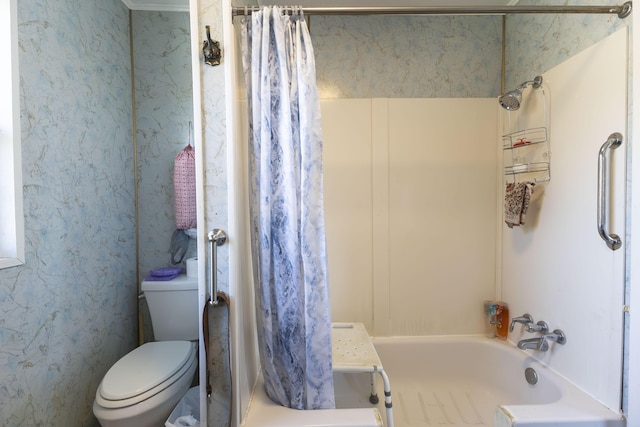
[239,6,335,410]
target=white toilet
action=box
[93,274,199,427]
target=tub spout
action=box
[517,337,549,352]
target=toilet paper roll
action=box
[174,415,199,426]
[186,257,198,278]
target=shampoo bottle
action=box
[495,301,509,340]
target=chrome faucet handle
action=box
[543,329,567,345]
[525,320,549,334]
[536,337,550,351]
[509,313,534,332]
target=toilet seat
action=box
[96,341,196,409]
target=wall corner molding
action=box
[121,0,189,12]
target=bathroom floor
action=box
[334,372,501,426]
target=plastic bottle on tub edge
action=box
[495,301,510,340]
[483,300,496,338]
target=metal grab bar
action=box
[597,133,622,250]
[208,228,227,305]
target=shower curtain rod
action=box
[232,2,632,18]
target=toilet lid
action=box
[99,341,194,401]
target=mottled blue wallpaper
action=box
[132,10,195,284]
[504,0,626,90]
[0,1,135,425]
[309,4,626,100]
[312,15,503,98]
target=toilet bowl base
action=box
[93,353,197,427]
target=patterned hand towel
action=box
[504,182,535,228]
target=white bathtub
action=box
[241,335,625,427]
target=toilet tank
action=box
[142,274,199,341]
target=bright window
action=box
[0,0,24,269]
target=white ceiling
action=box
[122,0,519,12]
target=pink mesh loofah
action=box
[174,144,197,230]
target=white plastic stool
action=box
[332,323,394,427]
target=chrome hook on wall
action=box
[203,25,221,66]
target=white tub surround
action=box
[321,98,498,337]
[501,28,628,412]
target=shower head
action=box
[499,76,543,111]
[499,89,522,111]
